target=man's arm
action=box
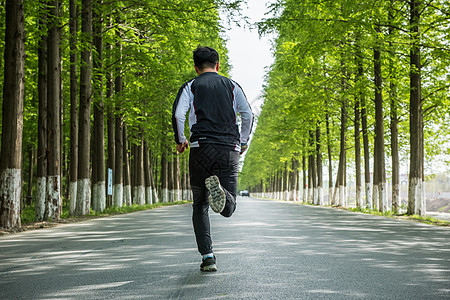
[172,82,191,146]
[234,84,254,146]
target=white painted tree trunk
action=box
[0,169,21,228]
[169,189,174,202]
[339,185,344,207]
[313,187,318,204]
[35,176,46,221]
[355,186,361,208]
[93,181,105,212]
[46,175,62,219]
[372,184,379,211]
[328,187,332,206]
[176,189,181,202]
[124,185,132,206]
[146,187,153,205]
[365,182,372,209]
[153,188,159,203]
[409,177,425,216]
[76,178,90,215]
[377,182,388,212]
[392,183,400,212]
[162,188,169,203]
[69,181,77,215]
[317,186,323,205]
[133,186,145,205]
[113,184,123,207]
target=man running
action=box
[172,46,253,272]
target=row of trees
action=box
[240,0,450,215]
[0,0,242,229]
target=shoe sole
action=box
[205,175,226,213]
[201,264,217,272]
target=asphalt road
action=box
[1,197,449,299]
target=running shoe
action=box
[205,175,226,213]
[200,256,217,272]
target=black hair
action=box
[193,46,219,70]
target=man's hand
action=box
[176,140,189,153]
[240,143,248,155]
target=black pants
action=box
[189,145,239,255]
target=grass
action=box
[261,197,450,227]
[20,201,191,225]
[347,206,450,226]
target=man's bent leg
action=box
[216,150,239,218]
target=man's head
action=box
[193,46,219,73]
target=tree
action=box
[76,0,93,215]
[68,0,78,216]
[372,25,387,212]
[407,0,424,216]
[0,0,25,229]
[36,0,48,221]
[46,0,62,220]
[92,0,105,212]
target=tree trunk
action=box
[325,111,332,206]
[354,94,362,208]
[69,0,78,215]
[355,39,364,209]
[408,0,425,216]
[36,2,48,221]
[361,79,372,209]
[373,31,387,213]
[338,101,346,207]
[161,148,168,202]
[302,151,307,202]
[174,152,181,202]
[316,125,323,205]
[0,0,25,229]
[150,149,159,202]
[283,161,288,201]
[92,1,105,213]
[168,152,174,202]
[133,132,145,205]
[46,0,62,220]
[105,14,114,208]
[332,158,341,206]
[144,140,153,204]
[76,0,92,216]
[113,112,123,207]
[388,7,400,213]
[123,123,132,205]
[390,84,400,213]
[289,159,297,201]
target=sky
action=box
[223,0,275,116]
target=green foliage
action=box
[240,0,450,192]
[7,0,244,202]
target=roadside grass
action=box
[259,197,450,227]
[347,207,450,226]
[21,201,191,225]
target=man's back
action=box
[190,72,240,148]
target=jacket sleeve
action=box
[234,83,254,144]
[172,83,191,144]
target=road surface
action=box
[1,197,449,299]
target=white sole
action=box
[205,175,226,213]
[201,264,217,272]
